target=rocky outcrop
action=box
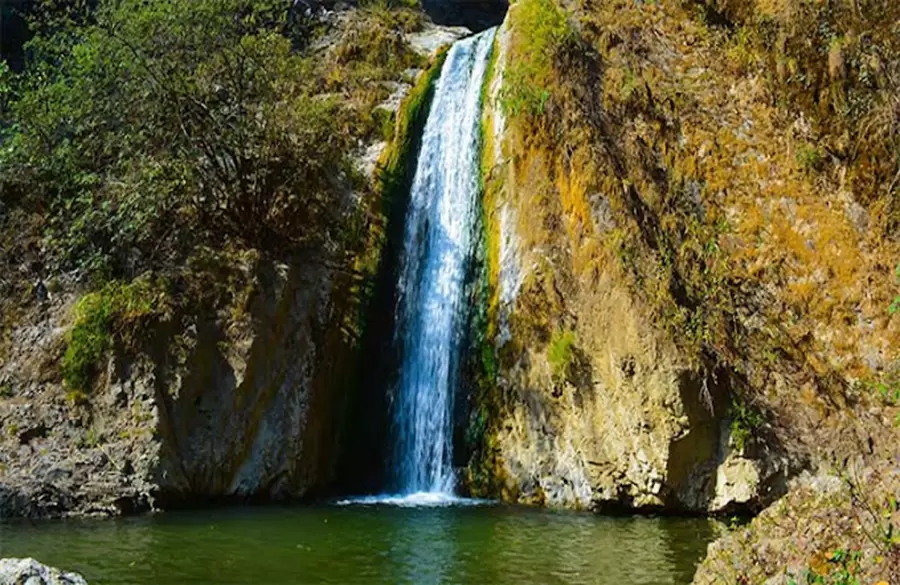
[0,558,87,585]
[693,463,900,584]
[0,255,363,518]
[0,286,160,519]
[471,249,793,511]
[150,257,359,505]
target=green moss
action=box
[465,33,506,497]
[548,329,577,380]
[373,107,396,142]
[61,276,167,395]
[62,292,114,395]
[501,0,571,117]
[375,47,448,207]
[350,46,449,329]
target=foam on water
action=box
[334,492,492,508]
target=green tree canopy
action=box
[1,0,358,279]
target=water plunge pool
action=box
[1,504,716,584]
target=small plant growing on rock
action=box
[61,277,165,395]
[548,329,577,381]
[796,143,824,173]
[62,292,114,396]
[80,428,101,449]
[729,398,764,452]
[788,549,863,585]
[864,369,900,426]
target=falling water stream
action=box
[389,27,496,499]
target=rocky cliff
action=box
[463,0,900,577]
[464,14,793,514]
[0,252,362,518]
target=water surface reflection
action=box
[0,505,715,585]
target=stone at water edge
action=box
[0,558,88,585]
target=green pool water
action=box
[0,503,716,585]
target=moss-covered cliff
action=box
[466,0,900,561]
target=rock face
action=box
[0,284,160,519]
[693,464,900,584]
[0,558,88,585]
[459,0,900,523]
[465,14,793,514]
[0,256,362,518]
[151,258,359,504]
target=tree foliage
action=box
[1,0,359,279]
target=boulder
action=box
[0,558,87,585]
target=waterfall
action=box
[391,27,496,497]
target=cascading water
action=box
[390,27,496,498]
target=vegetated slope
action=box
[0,0,437,518]
[471,0,899,578]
